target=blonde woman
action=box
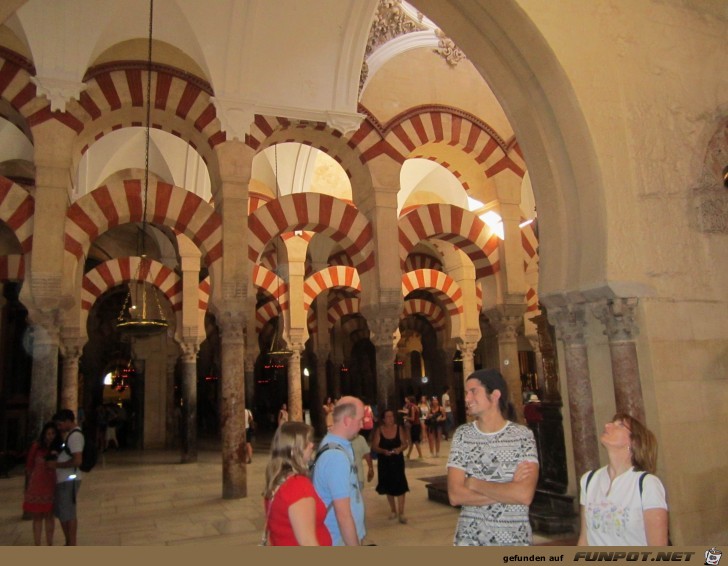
[262,422,332,546]
[577,414,668,546]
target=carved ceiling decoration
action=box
[360,0,466,93]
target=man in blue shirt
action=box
[312,396,366,546]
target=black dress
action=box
[375,425,410,496]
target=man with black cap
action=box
[48,409,84,545]
[446,369,539,546]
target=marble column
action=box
[460,341,477,385]
[180,341,200,463]
[219,311,247,498]
[548,305,600,480]
[165,351,177,449]
[315,345,330,435]
[27,309,60,442]
[368,315,399,411]
[491,313,525,421]
[592,298,645,423]
[59,337,85,416]
[287,342,304,421]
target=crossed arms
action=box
[447,460,539,507]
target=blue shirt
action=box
[312,433,366,545]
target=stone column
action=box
[287,338,304,422]
[27,309,61,441]
[460,341,477,385]
[490,311,526,421]
[165,351,177,449]
[592,298,645,423]
[59,336,85,416]
[219,311,247,498]
[180,341,200,463]
[315,345,330,435]
[548,305,600,480]
[367,313,399,411]
[244,352,256,412]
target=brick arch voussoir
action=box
[0,176,34,253]
[80,257,181,315]
[248,193,374,274]
[65,179,222,267]
[303,266,361,312]
[401,269,463,318]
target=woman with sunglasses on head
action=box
[261,422,332,546]
[577,414,669,546]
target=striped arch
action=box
[256,300,283,333]
[328,296,361,329]
[252,265,288,306]
[328,249,354,267]
[303,266,361,312]
[0,177,34,253]
[0,254,24,281]
[63,65,225,164]
[526,287,539,312]
[401,298,446,332]
[0,54,44,131]
[341,315,369,344]
[81,257,181,314]
[404,252,443,272]
[401,269,463,319]
[351,105,525,189]
[248,193,374,274]
[521,221,539,270]
[475,283,483,314]
[198,277,211,312]
[247,117,370,186]
[399,204,500,280]
[65,180,222,266]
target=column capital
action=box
[548,303,588,346]
[218,310,246,344]
[59,336,85,360]
[591,297,640,341]
[27,308,61,345]
[180,341,201,363]
[488,311,522,342]
[368,316,400,349]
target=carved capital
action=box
[489,311,522,342]
[591,298,640,342]
[180,341,201,363]
[218,310,246,344]
[59,337,85,360]
[548,304,587,346]
[368,316,399,349]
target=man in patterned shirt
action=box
[446,369,539,546]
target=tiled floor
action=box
[0,435,577,546]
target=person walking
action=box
[442,386,454,440]
[23,422,60,545]
[405,396,423,459]
[426,397,446,457]
[577,414,668,546]
[261,421,331,546]
[371,409,410,524]
[447,369,539,546]
[312,396,366,546]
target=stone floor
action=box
[0,434,577,546]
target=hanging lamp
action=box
[116,0,169,337]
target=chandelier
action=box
[116,0,168,337]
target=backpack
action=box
[310,442,359,511]
[64,428,98,473]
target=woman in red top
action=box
[262,421,332,546]
[23,422,60,545]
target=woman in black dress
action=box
[371,409,410,524]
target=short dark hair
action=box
[53,409,75,423]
